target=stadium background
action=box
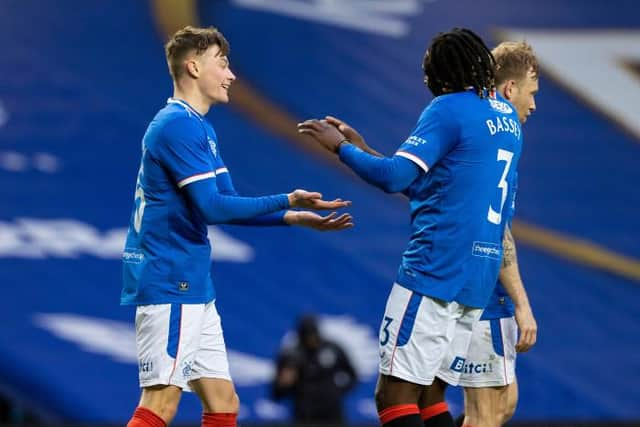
[0,0,638,425]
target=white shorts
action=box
[437,316,517,387]
[135,300,231,391]
[378,283,482,386]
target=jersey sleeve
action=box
[214,166,288,226]
[338,143,421,193]
[154,117,215,188]
[506,172,518,226]
[213,163,236,195]
[395,102,458,172]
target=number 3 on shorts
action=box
[380,316,393,346]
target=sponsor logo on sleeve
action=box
[404,136,427,146]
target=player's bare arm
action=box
[499,226,538,352]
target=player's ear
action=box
[185,59,199,79]
[504,79,517,100]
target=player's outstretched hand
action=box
[325,116,367,149]
[287,189,351,210]
[514,304,538,352]
[285,211,354,232]
[297,119,347,153]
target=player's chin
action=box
[212,91,230,104]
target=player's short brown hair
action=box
[165,26,230,80]
[492,41,538,86]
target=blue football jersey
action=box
[394,91,522,308]
[121,99,228,305]
[482,175,518,320]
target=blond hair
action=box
[492,41,538,86]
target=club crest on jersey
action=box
[488,98,513,114]
[178,281,189,291]
[208,137,217,157]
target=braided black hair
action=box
[423,28,496,98]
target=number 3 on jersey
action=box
[487,148,514,225]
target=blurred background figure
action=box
[273,315,358,425]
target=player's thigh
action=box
[440,317,516,388]
[501,378,519,424]
[379,284,481,387]
[418,377,449,408]
[464,385,507,427]
[135,303,207,391]
[375,373,423,410]
[190,377,239,414]
[138,384,183,424]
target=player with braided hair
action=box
[299,28,522,427]
[423,28,496,98]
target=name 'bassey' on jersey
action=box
[394,91,522,309]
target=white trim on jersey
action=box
[177,171,216,188]
[167,98,202,119]
[215,167,229,175]
[396,151,429,173]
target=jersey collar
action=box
[167,98,203,120]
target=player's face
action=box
[510,69,538,124]
[196,44,236,104]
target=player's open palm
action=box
[288,189,351,210]
[285,211,354,231]
[515,305,537,352]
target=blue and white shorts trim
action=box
[378,283,482,385]
[437,316,517,387]
[135,300,231,391]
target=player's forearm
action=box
[499,227,531,308]
[228,211,288,226]
[358,140,384,158]
[185,180,289,224]
[338,143,419,193]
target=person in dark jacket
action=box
[272,315,358,424]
